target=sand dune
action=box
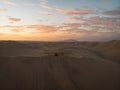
[0,41,120,90]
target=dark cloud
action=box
[104,6,120,16]
[7,16,21,22]
[87,16,120,30]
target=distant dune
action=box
[0,40,120,90]
[63,39,78,42]
[0,40,120,62]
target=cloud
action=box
[56,23,120,41]
[0,33,4,35]
[39,0,93,16]
[11,29,23,32]
[27,24,57,33]
[0,23,120,41]
[0,25,24,31]
[39,11,53,15]
[40,0,63,13]
[79,16,120,33]
[57,8,93,16]
[104,6,120,16]
[40,0,52,10]
[0,8,8,12]
[24,3,36,6]
[0,24,56,34]
[57,23,87,32]
[0,25,25,35]
[104,0,111,4]
[62,23,82,28]
[88,16,119,29]
[7,17,21,22]
[69,16,84,21]
[57,15,120,34]
[3,0,17,6]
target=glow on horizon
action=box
[0,0,120,41]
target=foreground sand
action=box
[0,41,120,90]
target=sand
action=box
[0,41,120,90]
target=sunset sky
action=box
[0,0,120,41]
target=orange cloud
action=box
[0,8,8,11]
[3,0,17,6]
[58,8,93,15]
[0,25,22,28]
[69,16,84,21]
[27,24,57,33]
[0,25,25,33]
[0,24,57,34]
[11,29,23,32]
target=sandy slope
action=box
[0,41,120,90]
[0,56,119,90]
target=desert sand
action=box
[0,41,120,90]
